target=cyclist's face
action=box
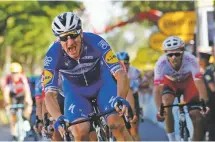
[60,31,82,60]
[11,73,21,82]
[166,49,184,70]
[124,63,130,71]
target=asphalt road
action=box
[0,119,167,141]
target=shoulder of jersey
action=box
[83,32,102,41]
[129,66,140,72]
[183,51,196,59]
[83,32,110,52]
[46,41,62,53]
[156,54,166,64]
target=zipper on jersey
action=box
[77,60,88,86]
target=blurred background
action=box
[1,0,213,75]
[0,0,214,141]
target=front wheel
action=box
[98,128,109,141]
[182,126,190,141]
[15,120,26,141]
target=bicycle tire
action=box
[98,128,109,141]
[15,120,25,141]
[183,127,190,141]
[96,120,109,141]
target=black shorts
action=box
[10,92,24,104]
[57,93,64,114]
[162,87,201,111]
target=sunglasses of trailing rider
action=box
[59,30,81,42]
[166,52,183,57]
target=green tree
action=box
[0,1,83,74]
[123,1,195,15]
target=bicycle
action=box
[160,90,206,141]
[60,99,131,141]
[41,112,54,139]
[9,104,31,141]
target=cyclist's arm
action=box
[45,91,62,119]
[2,85,10,105]
[23,77,33,106]
[126,89,136,115]
[194,79,209,102]
[204,70,215,92]
[36,98,43,120]
[153,85,163,110]
[190,54,208,102]
[207,82,215,92]
[114,70,130,99]
[153,59,164,110]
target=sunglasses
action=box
[167,53,182,57]
[59,30,81,42]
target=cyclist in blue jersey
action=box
[117,51,148,141]
[34,74,64,141]
[43,12,132,141]
[34,75,45,134]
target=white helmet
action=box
[52,12,82,36]
[162,36,185,51]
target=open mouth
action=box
[67,45,77,55]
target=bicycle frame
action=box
[90,99,113,141]
[10,104,26,141]
[61,100,130,141]
[160,95,206,141]
[176,96,190,141]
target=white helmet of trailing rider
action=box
[162,36,185,51]
[52,12,82,36]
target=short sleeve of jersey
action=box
[43,42,62,93]
[35,76,42,96]
[84,33,123,75]
[186,53,202,80]
[154,56,166,86]
[35,76,45,100]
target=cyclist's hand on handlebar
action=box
[57,125,67,138]
[54,115,69,137]
[114,96,130,116]
[156,111,165,122]
[200,106,210,116]
[115,104,128,116]
[130,114,138,123]
[34,123,43,134]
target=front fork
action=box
[179,109,190,139]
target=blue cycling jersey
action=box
[43,32,122,94]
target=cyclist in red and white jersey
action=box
[2,62,33,140]
[153,36,209,141]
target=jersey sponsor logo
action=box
[43,70,54,85]
[81,56,93,59]
[109,96,118,108]
[68,103,76,114]
[104,50,119,64]
[98,40,109,49]
[59,59,99,75]
[44,56,53,67]
[110,64,122,74]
